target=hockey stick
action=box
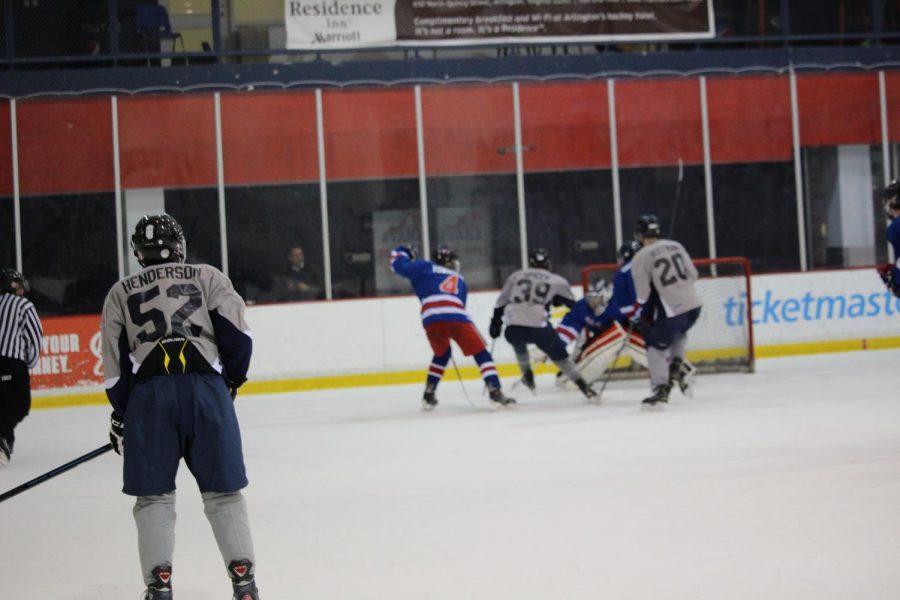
[667,158,685,238]
[449,356,476,408]
[0,443,113,504]
[593,323,634,404]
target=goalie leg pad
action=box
[625,328,649,369]
[574,324,628,384]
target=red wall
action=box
[616,78,704,167]
[221,91,319,185]
[6,72,890,196]
[707,75,792,163]
[17,97,114,195]
[118,95,217,189]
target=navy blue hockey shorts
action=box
[122,373,248,497]
[645,307,702,351]
[504,324,569,361]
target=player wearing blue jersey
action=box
[391,245,513,410]
[878,180,900,298]
[557,242,651,385]
[555,281,615,347]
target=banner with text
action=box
[285,0,714,49]
[30,315,103,390]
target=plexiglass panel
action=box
[220,91,323,303]
[616,79,710,259]
[118,94,221,272]
[797,73,882,269]
[520,82,616,283]
[707,75,799,272]
[323,88,419,298]
[422,84,521,288]
[16,98,117,314]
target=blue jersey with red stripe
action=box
[556,261,637,345]
[556,299,613,344]
[391,247,472,326]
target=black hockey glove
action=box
[877,264,900,297]
[489,307,504,339]
[109,412,124,455]
[396,245,417,262]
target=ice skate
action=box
[669,358,694,397]
[518,369,536,392]
[641,384,671,408]
[229,559,260,600]
[141,565,173,600]
[488,387,516,409]
[422,386,438,411]
[574,378,597,400]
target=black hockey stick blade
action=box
[0,443,113,504]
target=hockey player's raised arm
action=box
[390,245,428,280]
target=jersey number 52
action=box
[127,283,203,343]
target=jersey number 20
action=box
[654,255,690,286]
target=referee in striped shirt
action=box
[0,268,42,466]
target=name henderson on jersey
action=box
[121,265,201,293]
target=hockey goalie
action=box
[557,241,695,391]
[555,279,650,386]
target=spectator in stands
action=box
[277,245,322,301]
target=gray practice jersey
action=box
[495,268,575,327]
[101,263,251,389]
[630,239,702,317]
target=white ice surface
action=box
[3,350,900,600]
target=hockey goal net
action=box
[580,256,755,376]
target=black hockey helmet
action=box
[528,248,551,270]
[633,214,661,240]
[883,180,900,217]
[0,268,29,295]
[433,245,460,271]
[617,240,642,263]
[132,214,186,267]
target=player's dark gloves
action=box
[489,306,504,339]
[225,379,241,400]
[489,318,502,339]
[396,245,417,262]
[877,264,900,297]
[109,412,124,455]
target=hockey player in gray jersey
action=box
[629,214,702,407]
[101,214,260,600]
[489,248,597,399]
